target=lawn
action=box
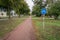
[0,16,28,38]
[32,16,60,40]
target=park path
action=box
[4,16,36,40]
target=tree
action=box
[19,1,30,16]
[48,1,60,19]
[0,0,14,19]
[32,0,47,17]
[32,5,41,17]
[0,0,30,18]
[32,0,42,17]
[12,0,30,17]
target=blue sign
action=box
[41,8,47,15]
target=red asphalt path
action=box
[4,16,36,40]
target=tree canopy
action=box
[48,1,60,19]
[0,0,30,18]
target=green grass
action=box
[0,16,28,38]
[32,17,60,40]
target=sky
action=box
[25,0,34,12]
[25,0,46,12]
[25,0,46,11]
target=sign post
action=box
[41,8,47,30]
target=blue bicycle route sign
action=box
[41,8,47,15]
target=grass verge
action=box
[0,16,28,38]
[32,16,60,40]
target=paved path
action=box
[4,16,36,40]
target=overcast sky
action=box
[25,0,34,12]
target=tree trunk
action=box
[54,15,58,20]
[17,9,20,18]
[8,11,11,19]
[18,15,20,18]
[7,7,11,19]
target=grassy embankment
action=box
[32,16,60,40]
[0,16,28,37]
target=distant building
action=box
[0,7,7,17]
[10,10,18,17]
[0,7,18,18]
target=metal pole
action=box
[43,15,45,30]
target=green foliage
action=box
[48,1,60,19]
[12,0,30,17]
[0,0,30,18]
[32,17,60,40]
[0,0,15,18]
[19,1,30,15]
[32,5,41,17]
[32,0,47,17]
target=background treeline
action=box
[32,0,60,19]
[0,0,30,18]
